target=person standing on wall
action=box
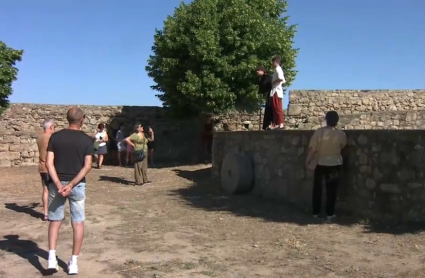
[45,107,94,275]
[36,118,55,221]
[255,66,273,130]
[93,123,108,169]
[305,111,347,222]
[125,123,153,185]
[270,56,286,129]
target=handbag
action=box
[133,149,146,163]
[93,141,100,151]
[306,128,324,171]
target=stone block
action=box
[408,183,422,189]
[380,183,401,193]
[365,179,376,190]
[10,144,29,152]
[0,144,9,152]
[288,105,301,116]
[0,160,11,167]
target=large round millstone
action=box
[220,153,254,194]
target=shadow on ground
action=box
[0,235,67,276]
[5,203,44,220]
[98,175,132,185]
[172,167,425,235]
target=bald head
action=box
[66,107,84,125]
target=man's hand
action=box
[58,184,73,197]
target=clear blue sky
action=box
[1,0,424,108]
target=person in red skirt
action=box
[270,56,286,129]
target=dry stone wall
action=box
[2,89,425,167]
[0,103,260,167]
[213,130,425,222]
[290,109,425,130]
[287,90,425,129]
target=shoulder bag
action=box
[133,137,146,163]
[133,149,146,163]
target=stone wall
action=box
[3,89,425,167]
[290,109,425,130]
[212,130,425,222]
[0,103,260,167]
[287,90,425,129]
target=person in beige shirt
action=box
[36,119,55,220]
[306,111,346,221]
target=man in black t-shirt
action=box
[45,107,94,275]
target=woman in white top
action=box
[306,111,347,221]
[94,123,109,169]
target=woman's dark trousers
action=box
[312,165,342,216]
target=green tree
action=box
[146,0,298,118]
[0,40,24,115]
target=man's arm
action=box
[46,136,62,189]
[68,155,92,188]
[272,67,285,86]
[68,141,93,188]
[46,151,62,190]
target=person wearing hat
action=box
[256,66,273,130]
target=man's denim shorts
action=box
[48,181,86,222]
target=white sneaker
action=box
[68,262,78,275]
[47,257,58,270]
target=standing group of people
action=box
[92,123,156,169]
[31,56,348,276]
[256,56,286,130]
[36,108,155,274]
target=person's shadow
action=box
[5,202,44,220]
[0,235,67,276]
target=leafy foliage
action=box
[146,0,298,117]
[0,40,23,115]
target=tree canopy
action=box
[0,40,23,115]
[146,0,298,117]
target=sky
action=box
[0,0,424,108]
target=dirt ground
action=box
[1,164,425,278]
